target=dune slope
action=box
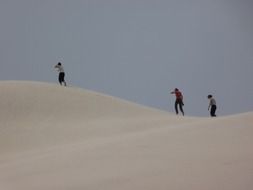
[0,81,193,154]
[0,81,252,190]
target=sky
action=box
[0,0,252,116]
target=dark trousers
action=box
[58,72,66,86]
[210,105,217,117]
[175,99,184,115]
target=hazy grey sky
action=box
[0,0,252,116]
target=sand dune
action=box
[0,81,252,190]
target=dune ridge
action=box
[0,81,252,190]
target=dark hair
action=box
[207,95,212,99]
[175,88,179,91]
[58,62,61,66]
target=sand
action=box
[0,81,252,190]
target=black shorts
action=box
[59,72,65,83]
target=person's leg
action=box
[62,73,66,86]
[179,101,184,116]
[175,101,179,114]
[59,72,66,86]
[58,73,62,85]
[210,105,217,117]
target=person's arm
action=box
[208,101,211,110]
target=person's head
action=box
[58,62,61,66]
[207,95,213,99]
[175,88,179,92]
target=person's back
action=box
[55,64,64,73]
[210,97,216,106]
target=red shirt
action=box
[175,91,183,100]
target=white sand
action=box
[0,81,252,190]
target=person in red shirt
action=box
[171,88,184,116]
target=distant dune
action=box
[0,81,252,190]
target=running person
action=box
[171,88,184,116]
[54,62,67,86]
